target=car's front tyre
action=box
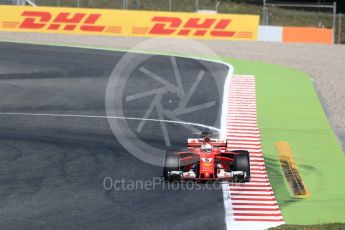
[233,150,251,182]
[163,151,180,182]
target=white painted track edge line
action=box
[0,112,221,133]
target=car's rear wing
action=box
[187,138,227,148]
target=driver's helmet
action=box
[201,143,212,153]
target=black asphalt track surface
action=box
[0,42,229,230]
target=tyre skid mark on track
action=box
[222,75,284,230]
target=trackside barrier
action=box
[0,6,332,44]
[258,25,333,44]
[0,5,259,41]
[282,27,333,44]
[276,141,311,198]
[258,25,283,42]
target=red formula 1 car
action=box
[163,133,250,182]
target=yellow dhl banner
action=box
[0,6,259,40]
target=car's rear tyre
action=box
[163,151,180,182]
[233,150,251,182]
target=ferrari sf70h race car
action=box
[163,133,251,183]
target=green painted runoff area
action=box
[225,58,345,225]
